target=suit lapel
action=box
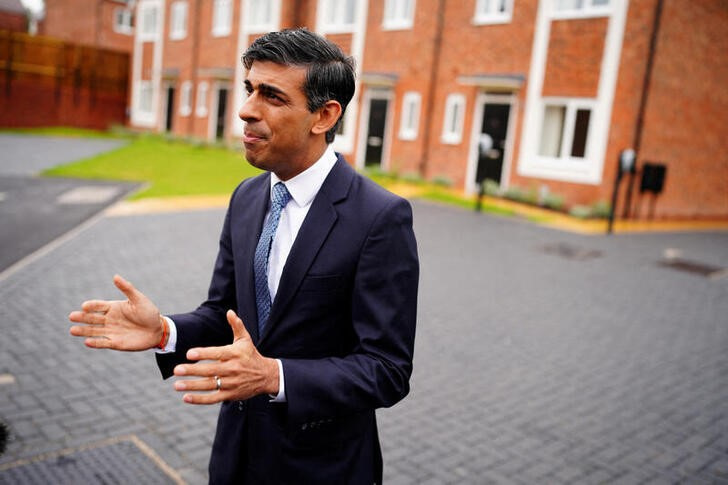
[234,173,270,345]
[260,156,354,344]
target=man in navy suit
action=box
[70,28,418,484]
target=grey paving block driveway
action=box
[0,199,726,484]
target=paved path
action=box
[0,134,126,176]
[0,201,726,484]
[0,134,136,273]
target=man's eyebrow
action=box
[244,80,289,99]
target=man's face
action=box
[239,61,319,180]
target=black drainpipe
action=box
[624,0,663,218]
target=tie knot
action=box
[271,182,291,209]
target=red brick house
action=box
[40,0,135,52]
[0,0,28,32]
[127,0,727,220]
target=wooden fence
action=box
[0,31,130,130]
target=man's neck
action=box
[275,141,330,181]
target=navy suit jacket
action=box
[156,154,419,484]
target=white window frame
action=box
[473,0,513,25]
[382,0,415,31]
[169,1,188,40]
[113,7,133,35]
[212,0,233,37]
[552,0,612,19]
[319,0,357,34]
[398,91,421,140]
[138,3,159,40]
[245,0,276,32]
[179,80,192,116]
[196,81,209,117]
[441,94,466,145]
[136,80,154,115]
[537,97,596,162]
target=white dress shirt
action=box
[158,145,339,402]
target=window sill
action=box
[472,15,512,25]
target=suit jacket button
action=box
[237,401,244,411]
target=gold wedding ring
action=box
[215,376,222,391]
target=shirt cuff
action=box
[154,316,177,354]
[269,359,287,402]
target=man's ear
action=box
[311,100,343,136]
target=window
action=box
[320,0,357,33]
[137,81,154,114]
[179,81,192,116]
[399,92,421,140]
[212,0,232,36]
[113,8,133,34]
[474,0,512,24]
[246,0,273,31]
[441,94,466,144]
[196,82,209,117]
[138,4,158,40]
[538,100,593,159]
[169,1,188,40]
[553,0,611,18]
[383,0,415,30]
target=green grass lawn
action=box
[14,127,521,218]
[41,133,260,200]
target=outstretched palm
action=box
[69,275,163,351]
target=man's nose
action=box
[239,93,259,122]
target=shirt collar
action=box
[269,145,338,208]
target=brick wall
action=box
[629,0,728,219]
[0,11,26,32]
[41,0,133,52]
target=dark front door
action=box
[215,88,228,139]
[364,98,388,168]
[165,86,175,132]
[476,103,510,185]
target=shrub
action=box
[569,205,593,219]
[401,171,424,184]
[431,175,453,187]
[590,200,611,219]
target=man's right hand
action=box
[69,274,164,351]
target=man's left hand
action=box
[172,310,279,404]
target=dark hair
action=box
[242,28,356,143]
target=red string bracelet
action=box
[157,315,169,349]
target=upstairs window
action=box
[138,4,159,40]
[212,0,233,36]
[441,94,466,145]
[553,0,611,18]
[246,0,274,31]
[319,0,357,33]
[538,99,593,159]
[474,0,512,24]
[169,1,188,40]
[113,7,133,34]
[399,92,421,140]
[383,0,415,30]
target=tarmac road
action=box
[0,134,138,274]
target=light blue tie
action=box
[254,182,291,336]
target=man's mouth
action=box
[243,131,265,144]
